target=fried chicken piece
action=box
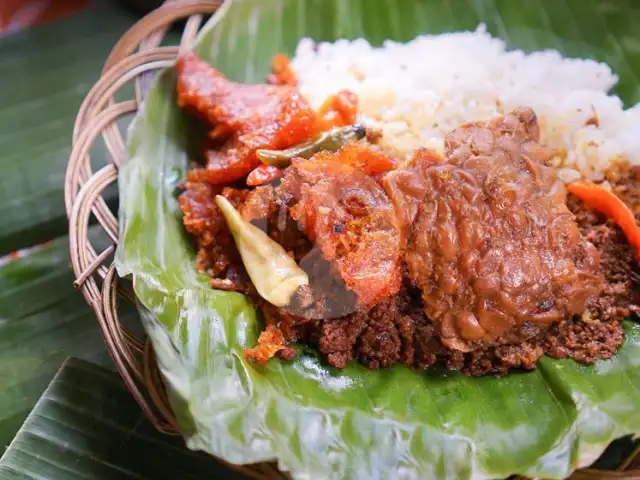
[385,108,604,352]
[281,145,402,306]
[176,52,317,184]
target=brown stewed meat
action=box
[384,108,604,352]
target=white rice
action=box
[291,25,640,183]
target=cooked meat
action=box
[179,79,639,376]
[240,185,275,224]
[605,161,640,216]
[179,182,247,278]
[310,169,638,374]
[176,52,317,184]
[568,165,640,324]
[544,318,624,363]
[287,287,435,370]
[309,140,397,176]
[384,108,604,352]
[281,146,402,307]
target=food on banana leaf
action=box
[175,35,640,375]
[385,108,604,352]
[175,52,357,185]
[256,124,367,168]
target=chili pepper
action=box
[246,165,283,186]
[215,195,309,306]
[256,124,367,168]
[568,180,640,261]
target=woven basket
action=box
[64,1,639,479]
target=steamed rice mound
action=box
[291,25,640,184]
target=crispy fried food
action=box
[281,144,402,306]
[176,52,317,184]
[244,325,289,364]
[307,140,397,177]
[179,182,247,279]
[246,165,283,186]
[385,108,604,352]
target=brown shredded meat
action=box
[179,182,247,279]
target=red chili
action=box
[246,165,283,186]
[568,180,640,262]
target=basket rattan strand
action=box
[63,1,639,478]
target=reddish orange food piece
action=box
[316,90,358,132]
[176,52,317,184]
[244,325,288,364]
[283,146,402,306]
[317,140,397,176]
[246,165,283,186]
[266,53,297,86]
[568,180,640,262]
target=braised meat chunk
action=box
[385,108,604,352]
[177,54,637,376]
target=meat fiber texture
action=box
[385,108,604,352]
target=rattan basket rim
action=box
[63,1,639,479]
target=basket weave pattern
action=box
[64,2,283,478]
[63,1,638,479]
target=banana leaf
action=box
[0,358,250,480]
[0,230,115,449]
[116,0,640,478]
[0,1,141,254]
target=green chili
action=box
[215,195,309,306]
[256,124,367,168]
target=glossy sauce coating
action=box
[385,108,604,351]
[176,53,358,185]
[176,52,317,184]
